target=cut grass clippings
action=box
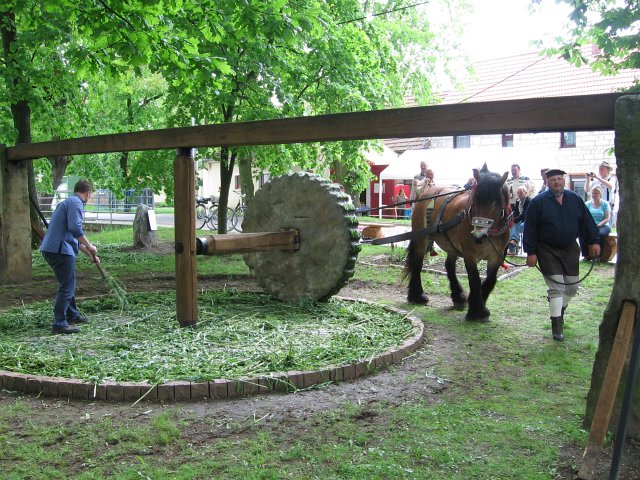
[0,290,414,384]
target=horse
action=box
[404,164,511,321]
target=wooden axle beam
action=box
[196,230,300,256]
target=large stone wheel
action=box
[242,172,360,302]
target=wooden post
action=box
[577,301,637,480]
[173,148,197,326]
[0,145,32,284]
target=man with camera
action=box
[585,160,618,226]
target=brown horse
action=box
[404,164,511,320]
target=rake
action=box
[94,259,128,312]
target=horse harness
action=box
[371,187,511,246]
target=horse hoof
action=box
[408,294,429,305]
[465,309,490,321]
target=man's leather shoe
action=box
[68,315,89,325]
[52,325,80,335]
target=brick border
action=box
[0,300,424,402]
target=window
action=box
[570,175,587,201]
[259,172,270,187]
[560,131,576,148]
[453,135,470,148]
[502,134,514,147]
[234,175,241,190]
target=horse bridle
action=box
[466,185,512,237]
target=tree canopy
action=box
[552,0,640,75]
[1,0,468,220]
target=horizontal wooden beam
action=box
[196,230,299,255]
[6,93,623,162]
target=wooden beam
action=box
[196,230,299,255]
[173,148,198,327]
[6,94,622,162]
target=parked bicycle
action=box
[231,192,247,232]
[195,195,234,231]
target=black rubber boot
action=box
[551,316,564,341]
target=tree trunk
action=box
[584,95,640,440]
[217,146,235,234]
[48,155,71,191]
[238,152,255,202]
[332,159,361,208]
[1,9,38,246]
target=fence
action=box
[37,188,154,224]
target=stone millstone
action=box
[242,172,360,302]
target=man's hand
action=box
[588,244,601,260]
[526,254,537,268]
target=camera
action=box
[588,172,595,178]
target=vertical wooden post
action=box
[577,301,637,480]
[0,145,32,284]
[174,147,197,326]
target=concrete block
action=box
[190,382,210,399]
[210,379,228,399]
[157,383,175,402]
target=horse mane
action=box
[473,164,508,207]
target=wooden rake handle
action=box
[91,254,108,279]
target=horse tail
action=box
[402,240,416,282]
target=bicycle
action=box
[195,196,213,229]
[195,195,234,231]
[231,192,248,232]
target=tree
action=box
[3,1,468,234]
[160,0,466,232]
[553,0,640,440]
[0,0,202,214]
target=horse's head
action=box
[469,164,509,242]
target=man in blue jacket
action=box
[523,169,600,341]
[40,179,100,334]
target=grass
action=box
[0,291,413,383]
[0,228,618,479]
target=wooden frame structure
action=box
[0,93,625,326]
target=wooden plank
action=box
[173,148,198,327]
[196,230,299,255]
[6,94,621,162]
[577,301,637,480]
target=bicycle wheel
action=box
[208,207,234,232]
[207,206,219,230]
[195,204,208,229]
[232,205,247,232]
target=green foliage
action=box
[552,0,640,76]
[2,0,470,204]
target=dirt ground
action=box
[0,253,638,480]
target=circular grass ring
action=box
[0,291,424,401]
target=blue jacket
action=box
[523,189,598,254]
[40,194,86,256]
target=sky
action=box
[435,0,574,61]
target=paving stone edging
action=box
[0,301,424,402]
